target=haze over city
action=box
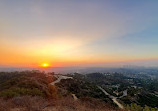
[1,1,158,111]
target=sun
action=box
[41,63,50,67]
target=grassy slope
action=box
[0,71,123,111]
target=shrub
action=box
[0,88,44,98]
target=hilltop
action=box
[0,71,122,111]
[0,70,158,111]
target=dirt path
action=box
[50,75,73,85]
[97,86,124,109]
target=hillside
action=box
[0,71,158,111]
[0,71,122,111]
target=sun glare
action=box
[41,63,49,67]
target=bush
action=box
[0,88,44,98]
[126,103,158,111]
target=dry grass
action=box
[0,98,13,111]
[0,96,49,111]
[0,96,125,111]
[49,96,123,111]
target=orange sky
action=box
[0,0,158,67]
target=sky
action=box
[0,0,158,67]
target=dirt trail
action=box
[50,75,73,85]
[97,86,124,109]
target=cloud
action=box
[0,0,158,66]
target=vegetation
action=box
[126,103,158,111]
[0,96,122,111]
[81,73,158,110]
[0,87,44,98]
[56,74,116,105]
[0,70,157,111]
[0,71,52,98]
[0,71,123,111]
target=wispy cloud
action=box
[0,0,158,67]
